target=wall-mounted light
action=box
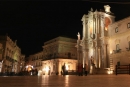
[107,68,113,74]
[110,50,112,54]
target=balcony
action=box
[113,49,121,53]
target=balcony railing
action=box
[113,49,121,53]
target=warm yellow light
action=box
[105,27,108,31]
[43,66,49,72]
[110,50,112,54]
[107,70,113,74]
[46,67,49,72]
[38,70,42,76]
[66,65,69,70]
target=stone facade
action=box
[20,54,25,71]
[42,36,77,75]
[28,51,43,74]
[108,16,130,71]
[28,36,77,75]
[77,5,130,74]
[0,35,25,74]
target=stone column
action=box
[58,61,61,75]
[82,15,88,39]
[95,15,98,34]
[93,18,96,34]
[79,51,82,64]
[95,46,99,68]
[98,15,100,34]
[77,50,79,63]
[98,47,101,68]
[103,44,107,68]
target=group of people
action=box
[76,63,88,76]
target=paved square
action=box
[0,75,130,87]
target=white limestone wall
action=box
[108,17,130,70]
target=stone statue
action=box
[90,56,94,65]
[77,32,80,40]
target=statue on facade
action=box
[77,32,80,40]
[90,56,94,65]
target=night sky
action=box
[0,1,130,57]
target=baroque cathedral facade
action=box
[76,5,130,74]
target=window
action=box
[68,52,71,58]
[128,23,130,28]
[116,44,121,53]
[115,27,118,33]
[116,44,120,51]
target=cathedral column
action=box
[95,46,98,68]
[80,51,82,64]
[82,50,86,67]
[95,14,98,34]
[82,15,88,39]
[103,44,108,68]
[77,50,80,63]
[98,15,100,34]
[93,18,96,34]
[98,47,101,68]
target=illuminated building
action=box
[20,54,25,71]
[0,35,25,74]
[28,36,77,75]
[76,5,130,74]
[42,36,77,75]
[28,51,43,75]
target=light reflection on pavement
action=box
[0,75,130,87]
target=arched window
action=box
[115,27,118,33]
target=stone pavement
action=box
[0,75,130,87]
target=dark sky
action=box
[0,1,130,57]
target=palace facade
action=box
[0,35,25,74]
[28,36,77,75]
[42,36,77,75]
